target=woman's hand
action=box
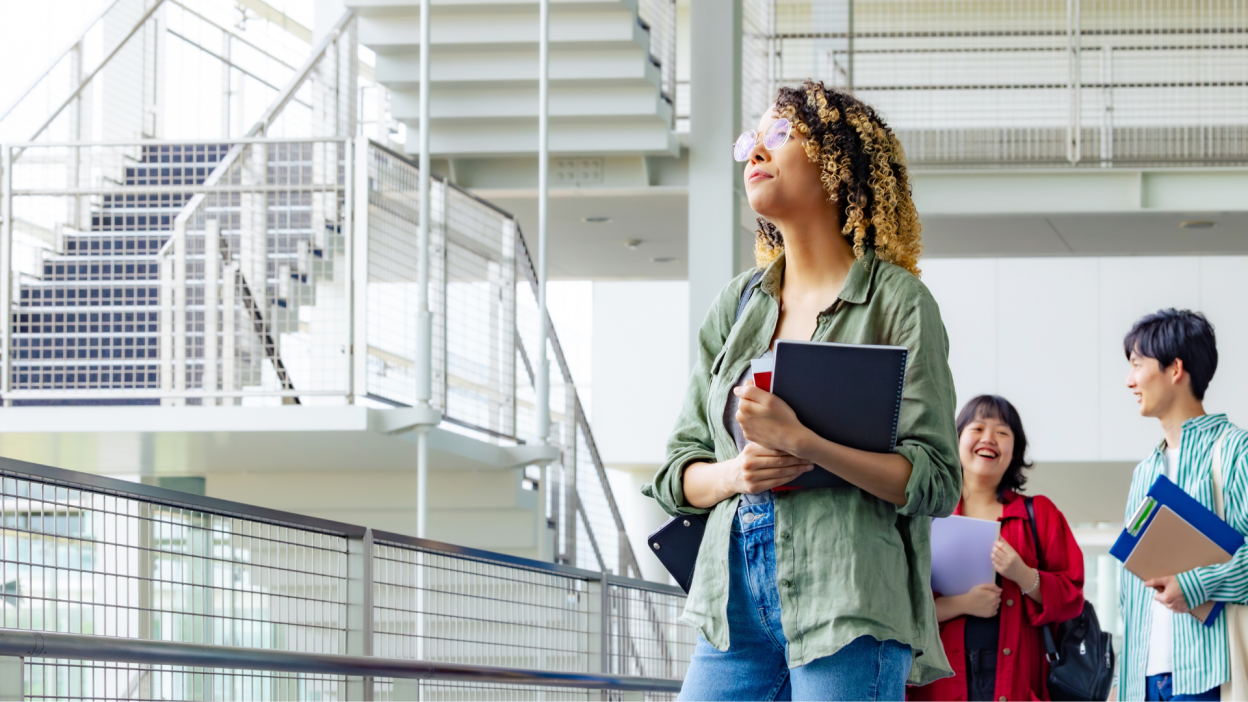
[727,442,814,495]
[733,380,813,456]
[992,539,1034,587]
[961,583,1003,618]
[935,584,1002,622]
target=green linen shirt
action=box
[641,247,961,685]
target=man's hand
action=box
[1143,575,1191,613]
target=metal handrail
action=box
[0,629,682,693]
[515,228,644,580]
[365,140,646,580]
[0,454,686,596]
[16,0,170,149]
[0,0,124,124]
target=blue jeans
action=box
[678,500,912,701]
[1144,674,1220,701]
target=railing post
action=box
[203,219,220,403]
[171,218,187,404]
[0,655,22,701]
[535,0,552,448]
[587,573,607,680]
[1067,0,1082,164]
[0,145,11,406]
[350,135,370,403]
[222,262,237,404]
[346,527,374,701]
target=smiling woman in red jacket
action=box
[909,395,1086,702]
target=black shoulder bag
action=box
[646,270,764,592]
[1023,496,1115,701]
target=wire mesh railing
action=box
[638,0,679,105]
[359,141,642,580]
[0,457,688,700]
[605,577,694,683]
[751,0,1248,168]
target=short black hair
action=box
[955,395,1033,502]
[1123,309,1218,401]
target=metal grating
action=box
[606,582,694,683]
[0,474,350,653]
[363,144,447,411]
[761,0,1248,167]
[639,0,679,104]
[372,541,591,671]
[374,679,592,701]
[24,661,347,701]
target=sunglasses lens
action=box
[733,132,756,161]
[763,119,790,150]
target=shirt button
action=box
[780,531,791,540]
[1006,599,1014,607]
[1000,697,1008,702]
[781,579,793,588]
[743,513,757,524]
[1003,648,1012,656]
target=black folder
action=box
[647,341,909,591]
[770,340,908,488]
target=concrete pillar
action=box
[687,0,744,367]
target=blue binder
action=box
[1111,474,1245,626]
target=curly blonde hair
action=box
[753,81,923,276]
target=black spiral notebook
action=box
[648,340,909,592]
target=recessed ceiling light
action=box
[583,216,611,223]
[1181,220,1216,230]
[651,257,676,263]
[625,239,642,250]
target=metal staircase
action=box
[349,0,678,158]
[0,0,648,578]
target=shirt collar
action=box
[757,246,880,308]
[1155,413,1229,452]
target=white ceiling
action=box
[476,189,1248,280]
[484,190,690,280]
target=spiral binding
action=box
[890,349,909,448]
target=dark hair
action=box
[955,395,1033,502]
[1123,309,1218,401]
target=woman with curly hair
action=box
[642,81,962,700]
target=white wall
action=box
[921,256,1248,463]
[591,281,691,466]
[588,258,1248,582]
[592,280,691,584]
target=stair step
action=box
[391,85,670,124]
[348,0,637,17]
[375,47,658,89]
[357,7,644,52]
[405,117,676,156]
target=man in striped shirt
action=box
[1117,309,1248,701]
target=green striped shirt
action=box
[1117,413,1248,699]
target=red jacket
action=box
[909,492,1085,702]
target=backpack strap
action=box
[735,270,765,324]
[1211,425,1234,520]
[1024,496,1060,661]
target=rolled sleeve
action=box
[642,271,755,517]
[890,286,962,519]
